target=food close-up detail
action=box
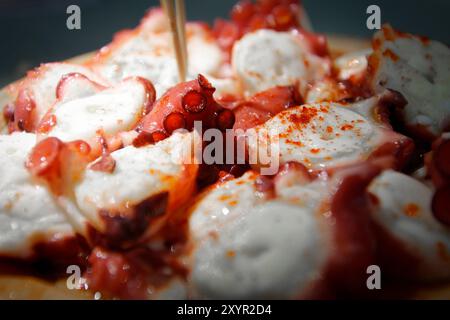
[0,0,449,300]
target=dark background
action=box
[0,0,449,87]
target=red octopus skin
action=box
[324,164,381,296]
[85,245,188,300]
[55,72,106,102]
[85,247,151,300]
[232,85,302,130]
[425,137,450,226]
[26,137,92,196]
[5,63,109,134]
[0,235,90,279]
[53,74,155,127]
[426,137,450,189]
[11,88,36,132]
[370,219,422,281]
[275,161,381,297]
[38,75,156,158]
[213,0,329,59]
[136,74,235,144]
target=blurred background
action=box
[0,0,449,87]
